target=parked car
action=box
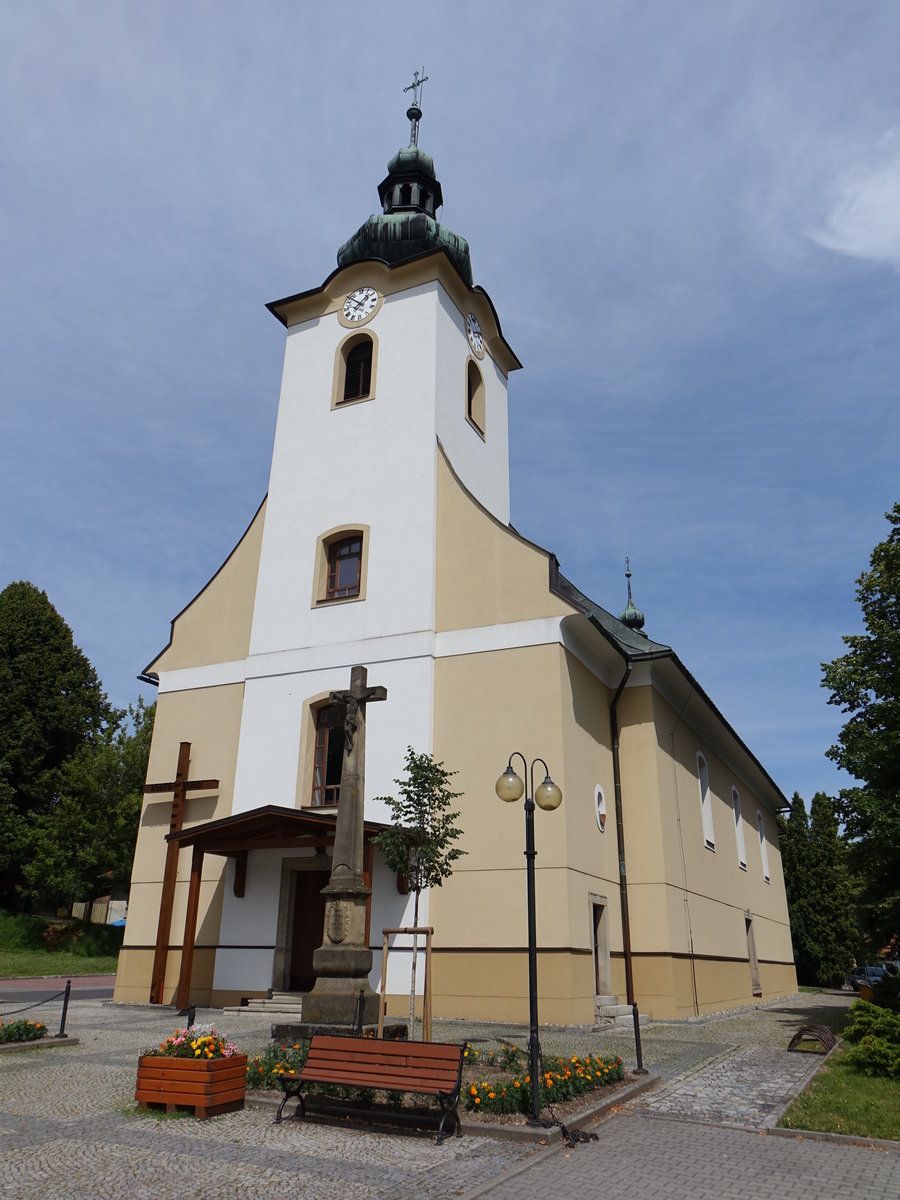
[847,964,887,991]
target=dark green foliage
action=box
[871,972,900,1014]
[821,504,900,947]
[778,792,857,986]
[0,582,114,827]
[19,700,154,908]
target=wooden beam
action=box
[175,845,204,1010]
[150,742,191,1004]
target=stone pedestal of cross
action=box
[304,665,387,1027]
[144,742,219,1005]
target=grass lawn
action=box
[0,947,119,978]
[0,912,122,979]
[779,1048,899,1141]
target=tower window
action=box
[333,332,378,409]
[326,535,362,600]
[311,702,345,806]
[466,359,485,437]
[313,524,369,607]
[343,340,372,402]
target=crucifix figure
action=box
[144,742,219,1005]
[305,665,387,1026]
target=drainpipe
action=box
[609,662,635,1005]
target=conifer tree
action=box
[779,792,857,985]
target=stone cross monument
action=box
[304,664,387,1027]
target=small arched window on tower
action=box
[344,340,372,401]
[466,359,485,438]
[334,333,377,408]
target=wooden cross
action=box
[145,742,219,1005]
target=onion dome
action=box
[618,558,647,634]
[337,71,473,286]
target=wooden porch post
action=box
[175,845,204,1011]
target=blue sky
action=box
[2,1,898,804]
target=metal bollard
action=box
[632,1003,648,1075]
[57,979,71,1038]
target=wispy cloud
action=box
[810,133,900,269]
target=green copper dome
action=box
[386,144,436,180]
[337,87,473,286]
[618,561,647,635]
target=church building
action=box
[114,85,797,1022]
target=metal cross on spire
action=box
[403,67,428,146]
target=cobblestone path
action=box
[2,989,896,1200]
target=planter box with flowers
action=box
[136,1025,247,1119]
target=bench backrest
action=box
[301,1035,464,1095]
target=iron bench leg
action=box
[275,1082,306,1125]
[435,1089,462,1145]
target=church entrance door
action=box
[289,870,330,991]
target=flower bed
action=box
[462,1042,625,1119]
[246,1037,628,1127]
[0,1019,47,1045]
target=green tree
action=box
[374,748,465,1037]
[0,580,114,816]
[778,792,857,986]
[20,700,154,909]
[822,504,900,947]
[0,581,116,894]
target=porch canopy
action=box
[164,805,391,1008]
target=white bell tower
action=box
[230,84,521,814]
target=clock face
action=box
[466,312,484,356]
[343,287,379,323]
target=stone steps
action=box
[223,991,306,1016]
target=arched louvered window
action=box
[343,340,372,402]
[466,359,485,437]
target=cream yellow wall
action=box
[435,449,571,631]
[650,688,794,973]
[113,683,245,1003]
[147,499,266,673]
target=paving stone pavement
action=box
[1,990,897,1200]
[462,1112,900,1200]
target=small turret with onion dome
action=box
[618,558,647,636]
[337,69,474,286]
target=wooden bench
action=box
[275,1035,465,1144]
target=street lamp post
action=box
[495,753,562,1124]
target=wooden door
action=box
[289,870,330,992]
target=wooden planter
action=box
[135,1053,248,1119]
